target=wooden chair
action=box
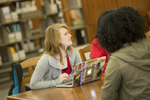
[145,30,150,39]
[78,44,91,62]
[20,56,41,92]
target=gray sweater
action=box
[30,48,81,89]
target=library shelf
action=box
[0,0,86,83]
[0,60,19,67]
[70,24,86,31]
[62,6,82,12]
[0,0,22,4]
[0,33,44,47]
[44,12,58,17]
[30,29,41,34]
[25,46,42,53]
[0,12,42,27]
[0,19,26,26]
[23,34,45,41]
[0,49,43,67]
[0,41,21,47]
[0,11,58,27]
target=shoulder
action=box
[72,47,79,57]
[141,39,150,48]
[92,38,99,44]
[40,54,49,60]
[67,47,78,58]
[72,47,77,53]
[105,55,121,74]
[35,54,51,70]
[67,46,77,55]
[91,38,107,52]
[38,54,50,64]
[108,53,127,72]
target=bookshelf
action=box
[69,24,86,31]
[61,0,88,45]
[0,0,61,83]
[0,0,88,83]
[62,6,82,12]
[0,0,22,4]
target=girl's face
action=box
[59,27,72,48]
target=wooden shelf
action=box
[44,12,58,16]
[0,12,42,26]
[0,19,27,26]
[0,34,45,47]
[30,29,41,34]
[23,34,45,41]
[0,41,21,47]
[19,11,42,19]
[0,0,21,4]
[70,24,86,31]
[25,46,41,53]
[0,57,26,68]
[62,6,82,12]
[0,11,58,27]
[0,60,20,67]
[0,50,42,67]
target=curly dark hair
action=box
[96,6,147,53]
[96,9,116,38]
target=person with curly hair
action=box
[91,9,116,73]
[97,6,150,100]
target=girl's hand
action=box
[59,73,69,83]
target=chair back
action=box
[78,44,91,62]
[145,30,150,39]
[20,56,41,92]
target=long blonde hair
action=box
[44,23,73,64]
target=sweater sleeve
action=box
[101,57,121,100]
[30,55,61,90]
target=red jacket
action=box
[91,38,109,72]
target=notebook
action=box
[56,56,106,87]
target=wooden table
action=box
[7,80,103,100]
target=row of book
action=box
[69,9,85,26]
[0,43,26,65]
[0,0,37,23]
[0,0,21,3]
[0,16,48,45]
[40,16,58,32]
[41,0,58,15]
[66,0,82,9]
[0,35,45,65]
[21,40,36,53]
[0,23,22,44]
[15,0,36,14]
[21,38,45,53]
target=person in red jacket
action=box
[91,38,109,72]
[91,9,116,72]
